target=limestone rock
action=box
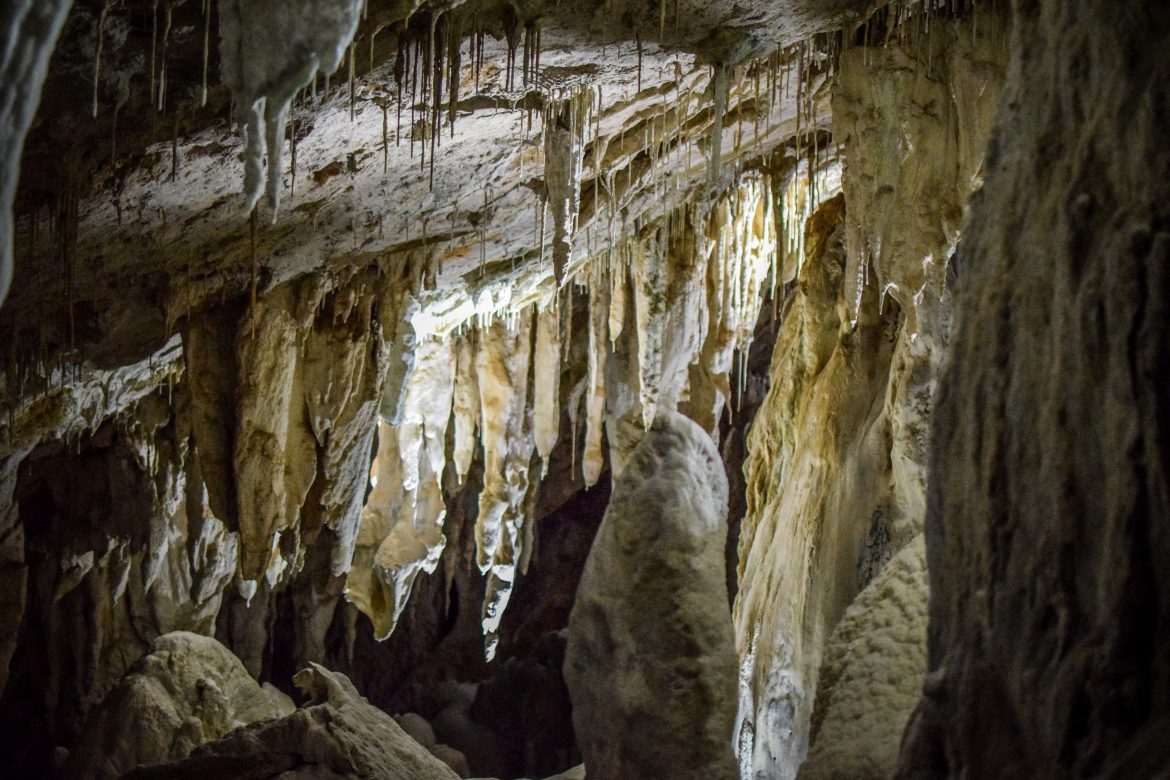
[430,743,472,778]
[124,663,460,779]
[544,767,586,780]
[565,411,737,780]
[733,10,1007,775]
[733,195,900,779]
[833,12,1004,330]
[395,711,437,748]
[65,631,294,779]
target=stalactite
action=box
[157,1,173,113]
[452,332,479,481]
[290,110,298,195]
[201,0,212,107]
[533,303,561,465]
[631,237,664,427]
[149,0,158,114]
[636,31,643,91]
[348,41,356,121]
[544,88,593,284]
[218,0,363,219]
[92,0,111,118]
[708,63,730,187]
[582,268,608,486]
[447,12,462,136]
[475,314,537,660]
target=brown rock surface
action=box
[64,631,294,779]
[898,0,1170,776]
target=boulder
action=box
[123,663,460,779]
[65,631,294,779]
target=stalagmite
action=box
[566,411,737,780]
[798,536,927,780]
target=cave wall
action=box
[733,8,1006,778]
[13,1,1165,778]
[899,0,1170,776]
[0,391,236,776]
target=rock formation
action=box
[897,0,1170,776]
[0,0,1167,777]
[0,0,73,305]
[565,411,737,780]
[124,663,461,779]
[799,536,928,780]
[732,8,1005,776]
[64,631,295,779]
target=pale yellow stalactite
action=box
[533,303,562,464]
[451,332,480,482]
[582,269,609,487]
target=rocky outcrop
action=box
[565,411,737,780]
[898,0,1170,775]
[125,663,461,779]
[64,631,294,779]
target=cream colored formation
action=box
[733,7,1008,778]
[349,173,779,655]
[0,1,1031,777]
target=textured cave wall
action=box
[734,193,902,780]
[0,391,237,777]
[733,8,1006,779]
[898,0,1170,776]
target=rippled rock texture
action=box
[898,0,1170,776]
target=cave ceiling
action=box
[3,0,860,390]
